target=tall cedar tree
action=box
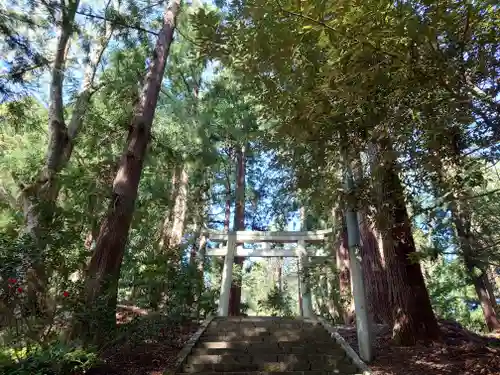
[374,137,441,345]
[71,0,181,343]
[228,144,246,315]
[359,211,391,324]
[446,128,500,331]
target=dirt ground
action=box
[87,305,201,375]
[336,319,500,375]
[89,309,500,375]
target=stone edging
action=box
[313,316,372,375]
[168,314,216,374]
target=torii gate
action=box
[204,228,332,317]
[202,225,373,362]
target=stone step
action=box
[203,327,329,336]
[195,341,343,353]
[191,346,345,357]
[212,316,306,323]
[210,321,319,328]
[181,318,359,374]
[199,335,332,343]
[186,354,349,365]
[182,359,359,373]
[200,334,335,344]
[209,326,320,331]
[178,372,359,375]
[210,319,319,327]
[191,346,346,356]
[204,327,269,335]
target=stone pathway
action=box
[176,316,363,375]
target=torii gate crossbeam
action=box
[203,229,332,318]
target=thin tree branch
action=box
[176,27,205,48]
[463,188,500,201]
[1,60,52,80]
[160,86,175,101]
[75,10,159,36]
[140,1,165,14]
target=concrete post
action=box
[218,232,236,316]
[297,239,313,318]
[343,158,373,362]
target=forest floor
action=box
[337,319,500,375]
[88,305,201,375]
[89,308,500,375]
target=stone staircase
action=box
[176,317,364,375]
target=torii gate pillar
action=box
[218,232,236,316]
[297,239,313,318]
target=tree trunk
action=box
[22,1,114,317]
[20,0,80,318]
[160,166,178,248]
[335,211,353,325]
[465,257,500,331]
[190,168,210,270]
[70,0,181,344]
[358,210,391,324]
[229,144,246,316]
[215,166,233,275]
[188,172,210,311]
[353,152,391,325]
[160,163,189,251]
[170,164,189,247]
[373,138,440,345]
[488,265,500,299]
[155,163,189,309]
[429,126,500,332]
[484,269,498,311]
[278,257,283,292]
[453,207,500,331]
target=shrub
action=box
[0,343,100,375]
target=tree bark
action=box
[371,139,440,345]
[70,0,181,344]
[465,257,500,331]
[170,164,189,247]
[160,163,189,251]
[21,0,114,317]
[159,166,178,248]
[358,210,391,324]
[229,144,246,316]
[353,152,391,325]
[155,163,189,309]
[188,171,210,311]
[452,207,500,331]
[484,269,498,311]
[335,210,353,325]
[427,126,500,332]
[21,0,80,318]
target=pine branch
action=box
[1,60,52,80]
[462,188,500,201]
[75,9,159,36]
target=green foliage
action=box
[307,256,344,324]
[0,343,99,375]
[123,252,217,318]
[257,284,294,317]
[424,257,487,332]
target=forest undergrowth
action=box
[338,320,500,375]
